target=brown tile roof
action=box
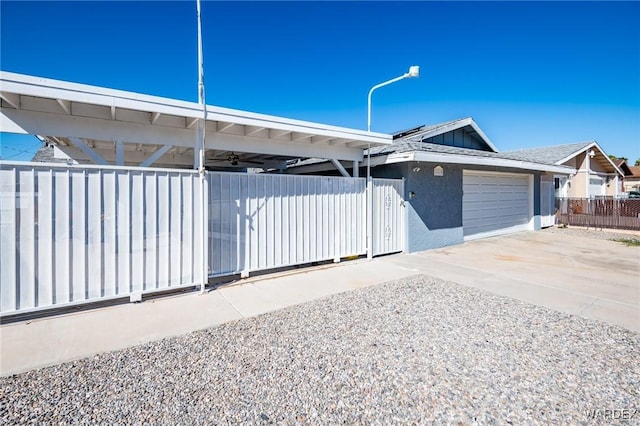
[629,166,640,177]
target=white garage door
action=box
[463,171,532,239]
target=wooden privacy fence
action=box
[556,198,640,230]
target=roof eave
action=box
[413,152,573,174]
[554,141,624,176]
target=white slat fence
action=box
[0,162,205,315]
[1,162,403,315]
[209,172,367,277]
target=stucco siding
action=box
[568,171,587,197]
[372,162,543,251]
[372,162,464,252]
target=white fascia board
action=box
[410,151,574,174]
[414,152,575,175]
[289,150,574,175]
[0,71,391,147]
[467,120,499,152]
[554,141,623,176]
[554,141,595,165]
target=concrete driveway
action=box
[383,229,640,332]
[2,229,638,376]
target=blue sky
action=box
[1,1,638,163]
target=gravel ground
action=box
[543,225,640,242]
[1,275,638,425]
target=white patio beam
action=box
[0,92,20,109]
[217,122,236,132]
[151,111,161,124]
[331,159,351,178]
[140,144,172,167]
[110,105,116,120]
[58,145,194,166]
[245,126,266,136]
[311,135,334,144]
[268,129,291,139]
[291,132,311,142]
[68,137,109,165]
[56,99,71,115]
[1,108,366,162]
[208,158,286,169]
[186,117,199,128]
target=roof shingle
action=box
[502,142,594,165]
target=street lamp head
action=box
[367,65,420,132]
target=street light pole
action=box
[366,65,419,195]
[367,66,419,132]
[365,66,419,260]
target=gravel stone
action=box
[543,225,640,242]
[1,275,638,424]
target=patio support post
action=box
[115,140,124,166]
[196,0,208,293]
[367,176,373,260]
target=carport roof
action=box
[0,71,391,167]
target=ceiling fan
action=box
[208,152,264,167]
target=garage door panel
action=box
[463,171,532,238]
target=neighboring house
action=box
[503,142,624,199]
[31,140,78,164]
[622,164,640,193]
[288,117,572,252]
[614,159,633,194]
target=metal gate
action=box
[208,172,367,277]
[372,178,405,256]
[540,175,555,228]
